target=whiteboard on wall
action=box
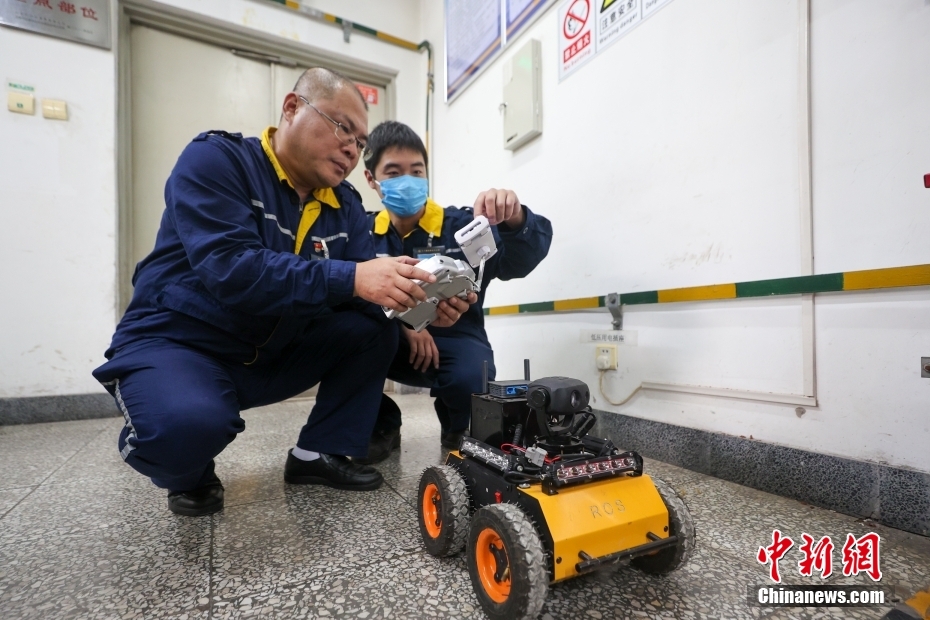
[445,0,557,101]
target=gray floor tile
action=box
[388,393,445,441]
[371,434,454,482]
[0,419,110,488]
[0,474,168,544]
[0,515,211,620]
[642,457,706,489]
[215,433,294,508]
[211,485,421,601]
[384,474,422,509]
[240,400,315,439]
[0,486,34,517]
[43,419,127,485]
[211,554,481,619]
[0,447,82,488]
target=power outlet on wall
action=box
[922,357,930,378]
[596,345,618,371]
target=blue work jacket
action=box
[368,199,553,343]
[108,128,377,363]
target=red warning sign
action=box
[355,84,379,105]
[558,0,594,79]
[563,0,590,38]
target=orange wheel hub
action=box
[475,527,511,603]
[422,483,442,539]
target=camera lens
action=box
[570,390,581,409]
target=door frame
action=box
[116,0,398,310]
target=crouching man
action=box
[93,70,473,516]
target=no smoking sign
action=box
[563,0,589,38]
[558,0,595,80]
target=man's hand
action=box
[431,292,477,328]
[403,328,439,372]
[473,188,525,228]
[354,256,436,312]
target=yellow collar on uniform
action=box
[373,198,444,238]
[260,126,339,209]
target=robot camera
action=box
[527,377,590,414]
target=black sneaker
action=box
[440,430,466,450]
[167,464,224,517]
[284,450,383,490]
[353,428,401,465]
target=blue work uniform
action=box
[92,128,397,492]
[369,199,552,433]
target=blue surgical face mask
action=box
[376,175,428,217]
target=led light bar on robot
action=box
[550,453,641,487]
[460,437,513,473]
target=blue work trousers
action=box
[378,331,495,434]
[92,309,397,492]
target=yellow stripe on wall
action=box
[487,305,520,316]
[553,297,602,311]
[376,32,420,50]
[843,264,930,291]
[657,283,737,303]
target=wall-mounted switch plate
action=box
[8,91,34,115]
[922,357,930,378]
[41,99,68,120]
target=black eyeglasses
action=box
[298,95,367,153]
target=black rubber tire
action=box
[417,465,470,557]
[466,503,548,620]
[632,477,696,575]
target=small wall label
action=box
[580,330,637,345]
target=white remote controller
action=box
[382,216,498,332]
[383,255,479,332]
[454,215,497,268]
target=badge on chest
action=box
[413,245,445,260]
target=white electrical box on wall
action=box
[501,38,542,151]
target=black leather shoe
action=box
[167,466,224,517]
[353,428,401,465]
[284,450,383,490]
[440,430,466,449]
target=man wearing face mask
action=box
[358,121,553,462]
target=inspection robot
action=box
[391,216,695,619]
[415,365,696,620]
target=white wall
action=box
[0,25,117,398]
[422,0,930,472]
[0,0,425,398]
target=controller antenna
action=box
[482,359,489,394]
[524,359,531,381]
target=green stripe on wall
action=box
[735,273,844,298]
[482,265,929,316]
[620,291,659,305]
[519,301,555,313]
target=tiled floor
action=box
[1,394,928,619]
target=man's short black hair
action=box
[363,121,428,174]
